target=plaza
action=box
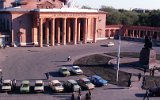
[0,39,160,100]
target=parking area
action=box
[0,39,160,100]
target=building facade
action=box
[0,0,107,47]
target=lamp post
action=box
[116,34,121,82]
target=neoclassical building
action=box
[0,0,107,47]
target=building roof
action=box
[33,8,99,13]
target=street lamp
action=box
[116,33,121,82]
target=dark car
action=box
[149,87,160,96]
[89,75,108,87]
[63,79,81,92]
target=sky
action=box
[75,0,160,10]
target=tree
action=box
[120,11,139,25]
[148,10,160,27]
[81,5,92,9]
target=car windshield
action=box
[22,84,29,87]
[54,83,61,86]
[3,83,11,86]
[72,82,78,85]
[35,83,43,86]
[73,68,80,70]
[85,81,91,84]
[62,69,67,71]
[96,77,102,80]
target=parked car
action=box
[149,87,160,96]
[70,66,83,75]
[34,80,44,93]
[77,78,95,90]
[89,75,108,87]
[49,80,64,92]
[63,79,81,92]
[59,67,70,76]
[107,42,114,47]
[20,80,30,93]
[1,80,12,92]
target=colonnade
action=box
[32,17,97,47]
[105,25,160,41]
[105,29,119,38]
[123,29,160,41]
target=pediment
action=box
[37,1,55,9]
[38,1,54,6]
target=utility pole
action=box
[116,34,121,82]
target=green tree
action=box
[148,10,160,27]
[120,11,139,25]
[134,13,149,26]
[81,5,92,9]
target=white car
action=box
[34,80,44,93]
[107,42,114,47]
[71,66,83,75]
[49,80,64,92]
[1,80,12,92]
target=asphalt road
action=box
[0,39,160,100]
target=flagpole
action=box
[116,34,121,82]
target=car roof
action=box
[35,80,43,83]
[68,79,77,83]
[22,80,29,84]
[72,66,80,68]
[80,78,90,81]
[61,67,67,69]
[92,75,102,79]
[51,80,60,84]
[3,80,11,83]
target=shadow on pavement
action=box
[100,45,108,47]
[48,71,63,77]
[51,60,67,62]
[135,93,145,97]
[106,87,128,90]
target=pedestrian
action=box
[144,68,147,75]
[78,87,81,95]
[3,44,6,49]
[77,94,81,100]
[85,92,91,100]
[12,79,16,90]
[45,72,49,80]
[67,56,71,61]
[0,77,2,85]
[138,73,142,81]
[128,79,131,88]
[88,89,91,96]
[71,92,75,100]
[143,89,150,100]
[13,79,16,87]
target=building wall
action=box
[11,12,33,45]
[96,13,106,40]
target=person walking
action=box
[78,87,81,95]
[77,94,81,100]
[12,79,16,91]
[143,89,150,100]
[138,73,142,81]
[85,92,91,100]
[144,68,147,75]
[67,56,71,61]
[71,92,75,100]
[45,72,49,80]
[88,89,91,96]
[128,79,131,88]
